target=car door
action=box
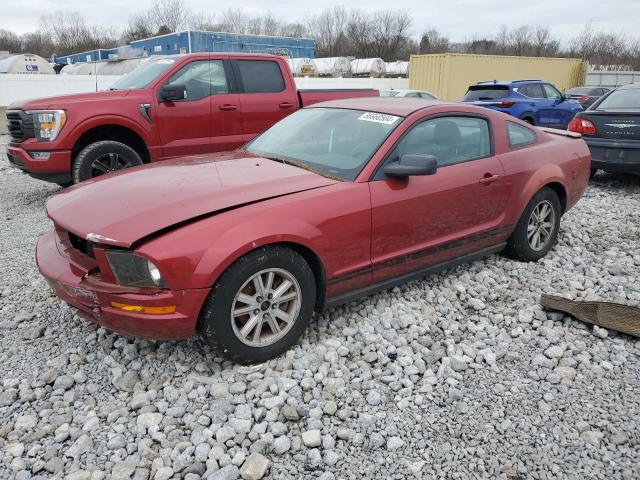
[155,58,242,158]
[155,59,212,159]
[541,83,570,128]
[369,114,511,283]
[232,59,299,142]
[518,83,550,126]
[209,59,244,152]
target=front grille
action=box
[6,110,35,142]
[68,231,95,258]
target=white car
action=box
[380,89,437,99]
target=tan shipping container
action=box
[409,53,588,101]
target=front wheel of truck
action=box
[72,140,143,183]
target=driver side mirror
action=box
[158,84,187,102]
[384,153,438,178]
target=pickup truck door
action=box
[231,59,299,142]
[369,115,510,283]
[155,58,242,158]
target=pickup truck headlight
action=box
[29,110,66,141]
[105,250,167,288]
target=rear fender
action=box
[512,164,568,221]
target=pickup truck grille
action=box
[6,110,35,142]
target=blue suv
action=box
[461,80,582,129]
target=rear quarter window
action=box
[236,60,285,93]
[507,121,537,148]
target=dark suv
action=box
[462,80,583,129]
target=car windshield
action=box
[595,88,640,111]
[244,108,402,181]
[109,58,178,90]
[380,90,400,97]
[463,85,510,101]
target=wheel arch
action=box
[543,181,567,214]
[520,112,536,125]
[71,124,150,164]
[199,238,328,314]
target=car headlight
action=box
[105,250,167,288]
[29,110,66,141]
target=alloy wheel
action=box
[90,153,134,177]
[230,268,302,347]
[527,200,556,251]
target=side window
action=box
[236,60,285,93]
[506,121,537,148]
[542,84,562,100]
[519,83,545,99]
[396,116,491,167]
[405,92,421,98]
[419,92,436,99]
[165,60,228,101]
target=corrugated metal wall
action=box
[586,70,640,87]
[409,53,588,100]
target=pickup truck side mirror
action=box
[384,153,438,178]
[158,84,187,102]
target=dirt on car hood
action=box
[46,153,338,248]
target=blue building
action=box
[54,30,315,65]
[55,48,119,65]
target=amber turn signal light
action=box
[110,302,176,314]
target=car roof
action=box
[476,79,544,86]
[308,97,456,116]
[619,82,640,90]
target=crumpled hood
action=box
[46,154,338,248]
[9,89,132,110]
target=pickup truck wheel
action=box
[72,140,143,183]
[198,246,316,364]
[506,187,561,262]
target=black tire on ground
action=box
[72,140,143,183]
[590,168,598,179]
[506,187,562,262]
[522,117,535,125]
[198,246,316,364]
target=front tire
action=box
[506,187,561,262]
[198,246,316,364]
[72,140,143,183]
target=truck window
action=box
[236,60,285,93]
[165,60,228,101]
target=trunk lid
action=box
[582,111,640,140]
[46,153,338,248]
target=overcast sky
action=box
[4,0,640,44]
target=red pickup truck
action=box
[6,53,378,185]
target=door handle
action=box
[219,104,238,111]
[479,173,500,185]
[279,102,295,109]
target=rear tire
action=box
[72,140,143,184]
[506,187,561,262]
[198,246,316,364]
[522,117,535,126]
[589,168,598,179]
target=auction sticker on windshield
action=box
[358,112,400,125]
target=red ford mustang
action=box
[37,98,591,362]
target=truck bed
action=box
[298,89,379,107]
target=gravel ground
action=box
[0,133,639,480]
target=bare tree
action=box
[150,0,189,33]
[308,6,348,57]
[419,29,450,54]
[0,29,22,53]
